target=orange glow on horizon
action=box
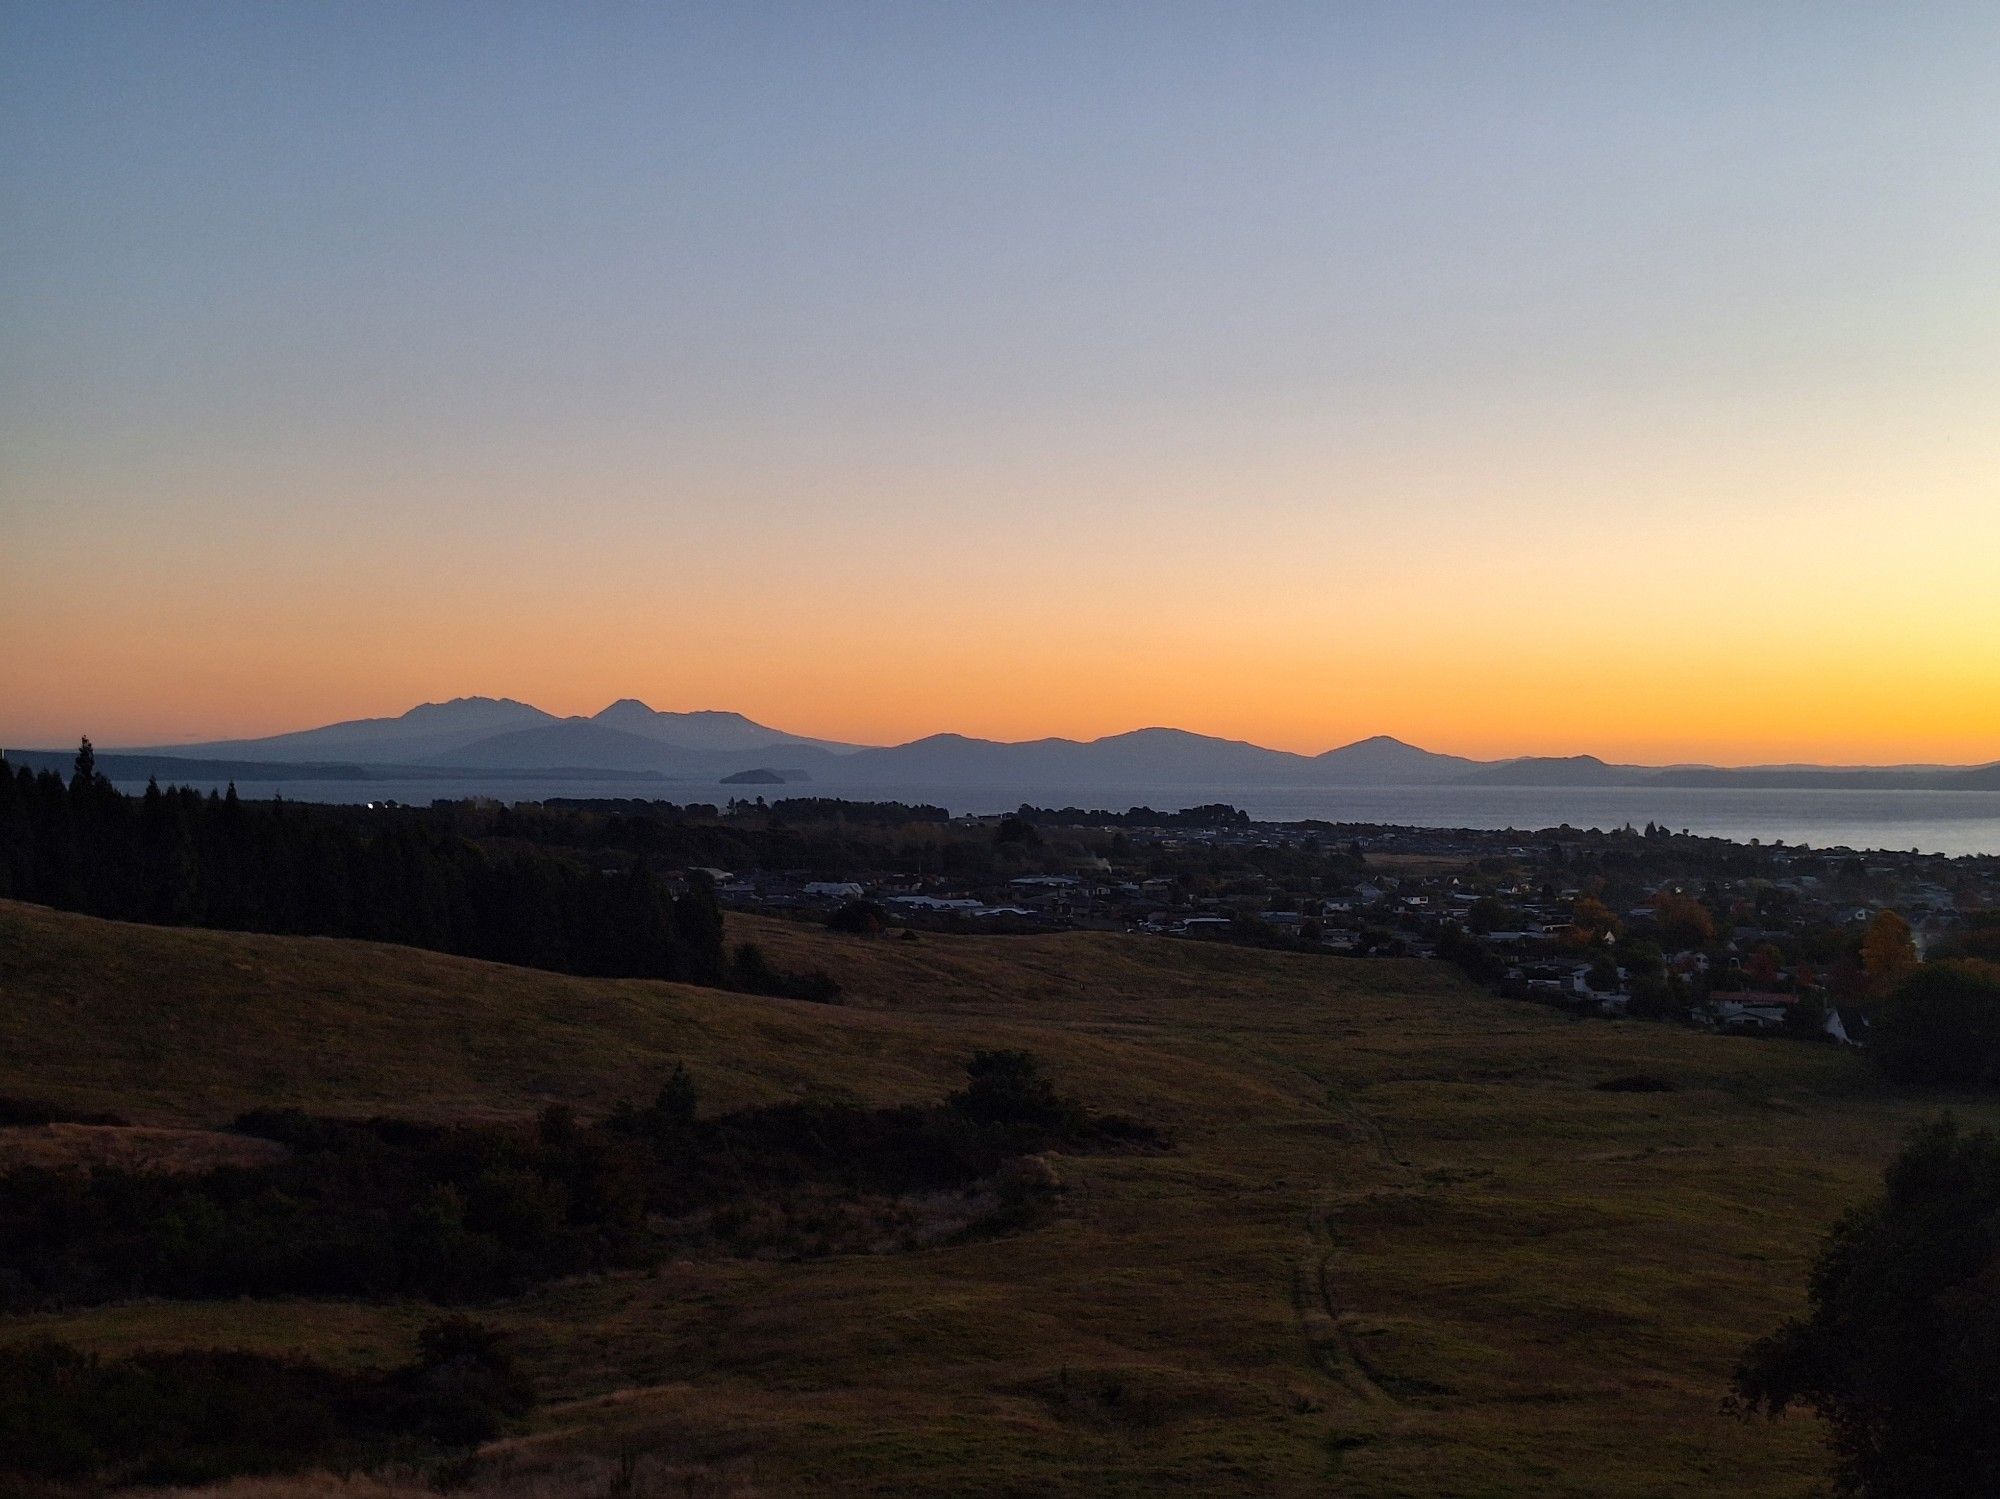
[6,603,1998,768]
[7,448,1998,766]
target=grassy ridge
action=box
[4,898,1995,1496]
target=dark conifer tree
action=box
[672,869,725,984]
[70,737,96,798]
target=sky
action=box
[3,1,1998,764]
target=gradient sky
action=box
[4,2,1998,762]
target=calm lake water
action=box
[103,774,2000,857]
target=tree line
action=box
[0,742,725,984]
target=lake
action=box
[100,772,2000,856]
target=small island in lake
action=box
[721,767,792,785]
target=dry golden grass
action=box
[6,897,1998,1497]
[1359,851,1485,876]
[0,1123,287,1174]
[122,1451,762,1499]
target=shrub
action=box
[1436,924,1504,984]
[0,1056,1160,1307]
[826,900,886,935]
[1732,1117,2000,1496]
[728,942,843,1003]
[993,1154,1064,1225]
[1869,963,2000,1087]
[0,1114,640,1308]
[949,1051,1081,1132]
[651,1063,698,1128]
[0,1319,528,1492]
[0,1097,127,1127]
[398,1316,534,1447]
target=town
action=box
[531,795,2000,1048]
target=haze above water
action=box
[97,774,2000,858]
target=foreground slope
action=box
[3,899,1994,1497]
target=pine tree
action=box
[70,737,96,797]
[672,870,725,983]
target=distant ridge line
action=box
[11,698,1985,793]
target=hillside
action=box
[418,719,691,774]
[591,699,864,755]
[123,697,559,766]
[426,719,842,777]
[2,899,1993,1497]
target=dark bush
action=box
[0,1097,127,1127]
[729,941,842,1003]
[950,1050,1081,1132]
[1732,1117,2000,1496]
[1868,963,2000,1088]
[0,1319,528,1492]
[1436,924,1506,985]
[397,1315,535,1447]
[0,1055,1160,1308]
[0,1113,638,1308]
[651,1063,698,1129]
[826,899,886,935]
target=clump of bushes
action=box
[0,1317,529,1493]
[1593,1074,1677,1093]
[826,899,887,935]
[0,1107,655,1307]
[1435,924,1505,985]
[0,1054,1160,1310]
[1868,962,2000,1088]
[0,1096,127,1127]
[727,941,842,1003]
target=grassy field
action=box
[3,897,1991,1497]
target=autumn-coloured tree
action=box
[1862,911,1919,995]
[1654,891,1716,950]
[1563,896,1623,950]
[1746,944,1785,988]
[1826,952,1870,1006]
